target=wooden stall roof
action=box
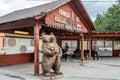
[85,32,120,40]
[0,0,95,31]
[71,0,95,30]
[0,0,70,24]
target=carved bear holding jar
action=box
[41,32,62,76]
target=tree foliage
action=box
[94,0,120,32]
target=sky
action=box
[0,0,117,21]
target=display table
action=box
[98,51,112,56]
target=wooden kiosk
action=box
[0,0,95,75]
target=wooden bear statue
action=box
[41,32,62,76]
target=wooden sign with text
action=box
[45,3,88,33]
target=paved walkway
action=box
[0,57,120,80]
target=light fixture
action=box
[14,31,29,35]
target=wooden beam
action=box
[81,34,84,62]
[89,34,92,60]
[35,16,42,20]
[34,20,40,75]
[77,37,80,49]
[0,18,35,30]
[69,2,91,31]
[58,36,79,39]
[91,33,120,37]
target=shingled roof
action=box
[0,0,95,30]
[0,0,70,24]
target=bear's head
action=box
[42,32,56,43]
[42,32,58,56]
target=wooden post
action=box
[77,37,80,59]
[77,38,80,48]
[60,39,62,48]
[112,40,114,56]
[89,34,92,60]
[34,20,40,75]
[57,38,62,47]
[81,33,84,62]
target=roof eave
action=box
[71,0,95,31]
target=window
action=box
[114,41,120,50]
[62,40,77,51]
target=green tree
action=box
[94,0,120,32]
[118,0,120,3]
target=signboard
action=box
[45,3,87,32]
[65,24,73,30]
[76,17,80,22]
[76,27,82,31]
[54,15,67,24]
[74,26,77,30]
[76,24,82,31]
[59,9,70,18]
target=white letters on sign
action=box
[77,24,82,28]
[76,24,82,31]
[76,17,80,22]
[54,15,67,24]
[65,24,73,30]
[59,9,70,18]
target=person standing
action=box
[92,41,99,60]
[64,42,69,61]
[66,49,73,62]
